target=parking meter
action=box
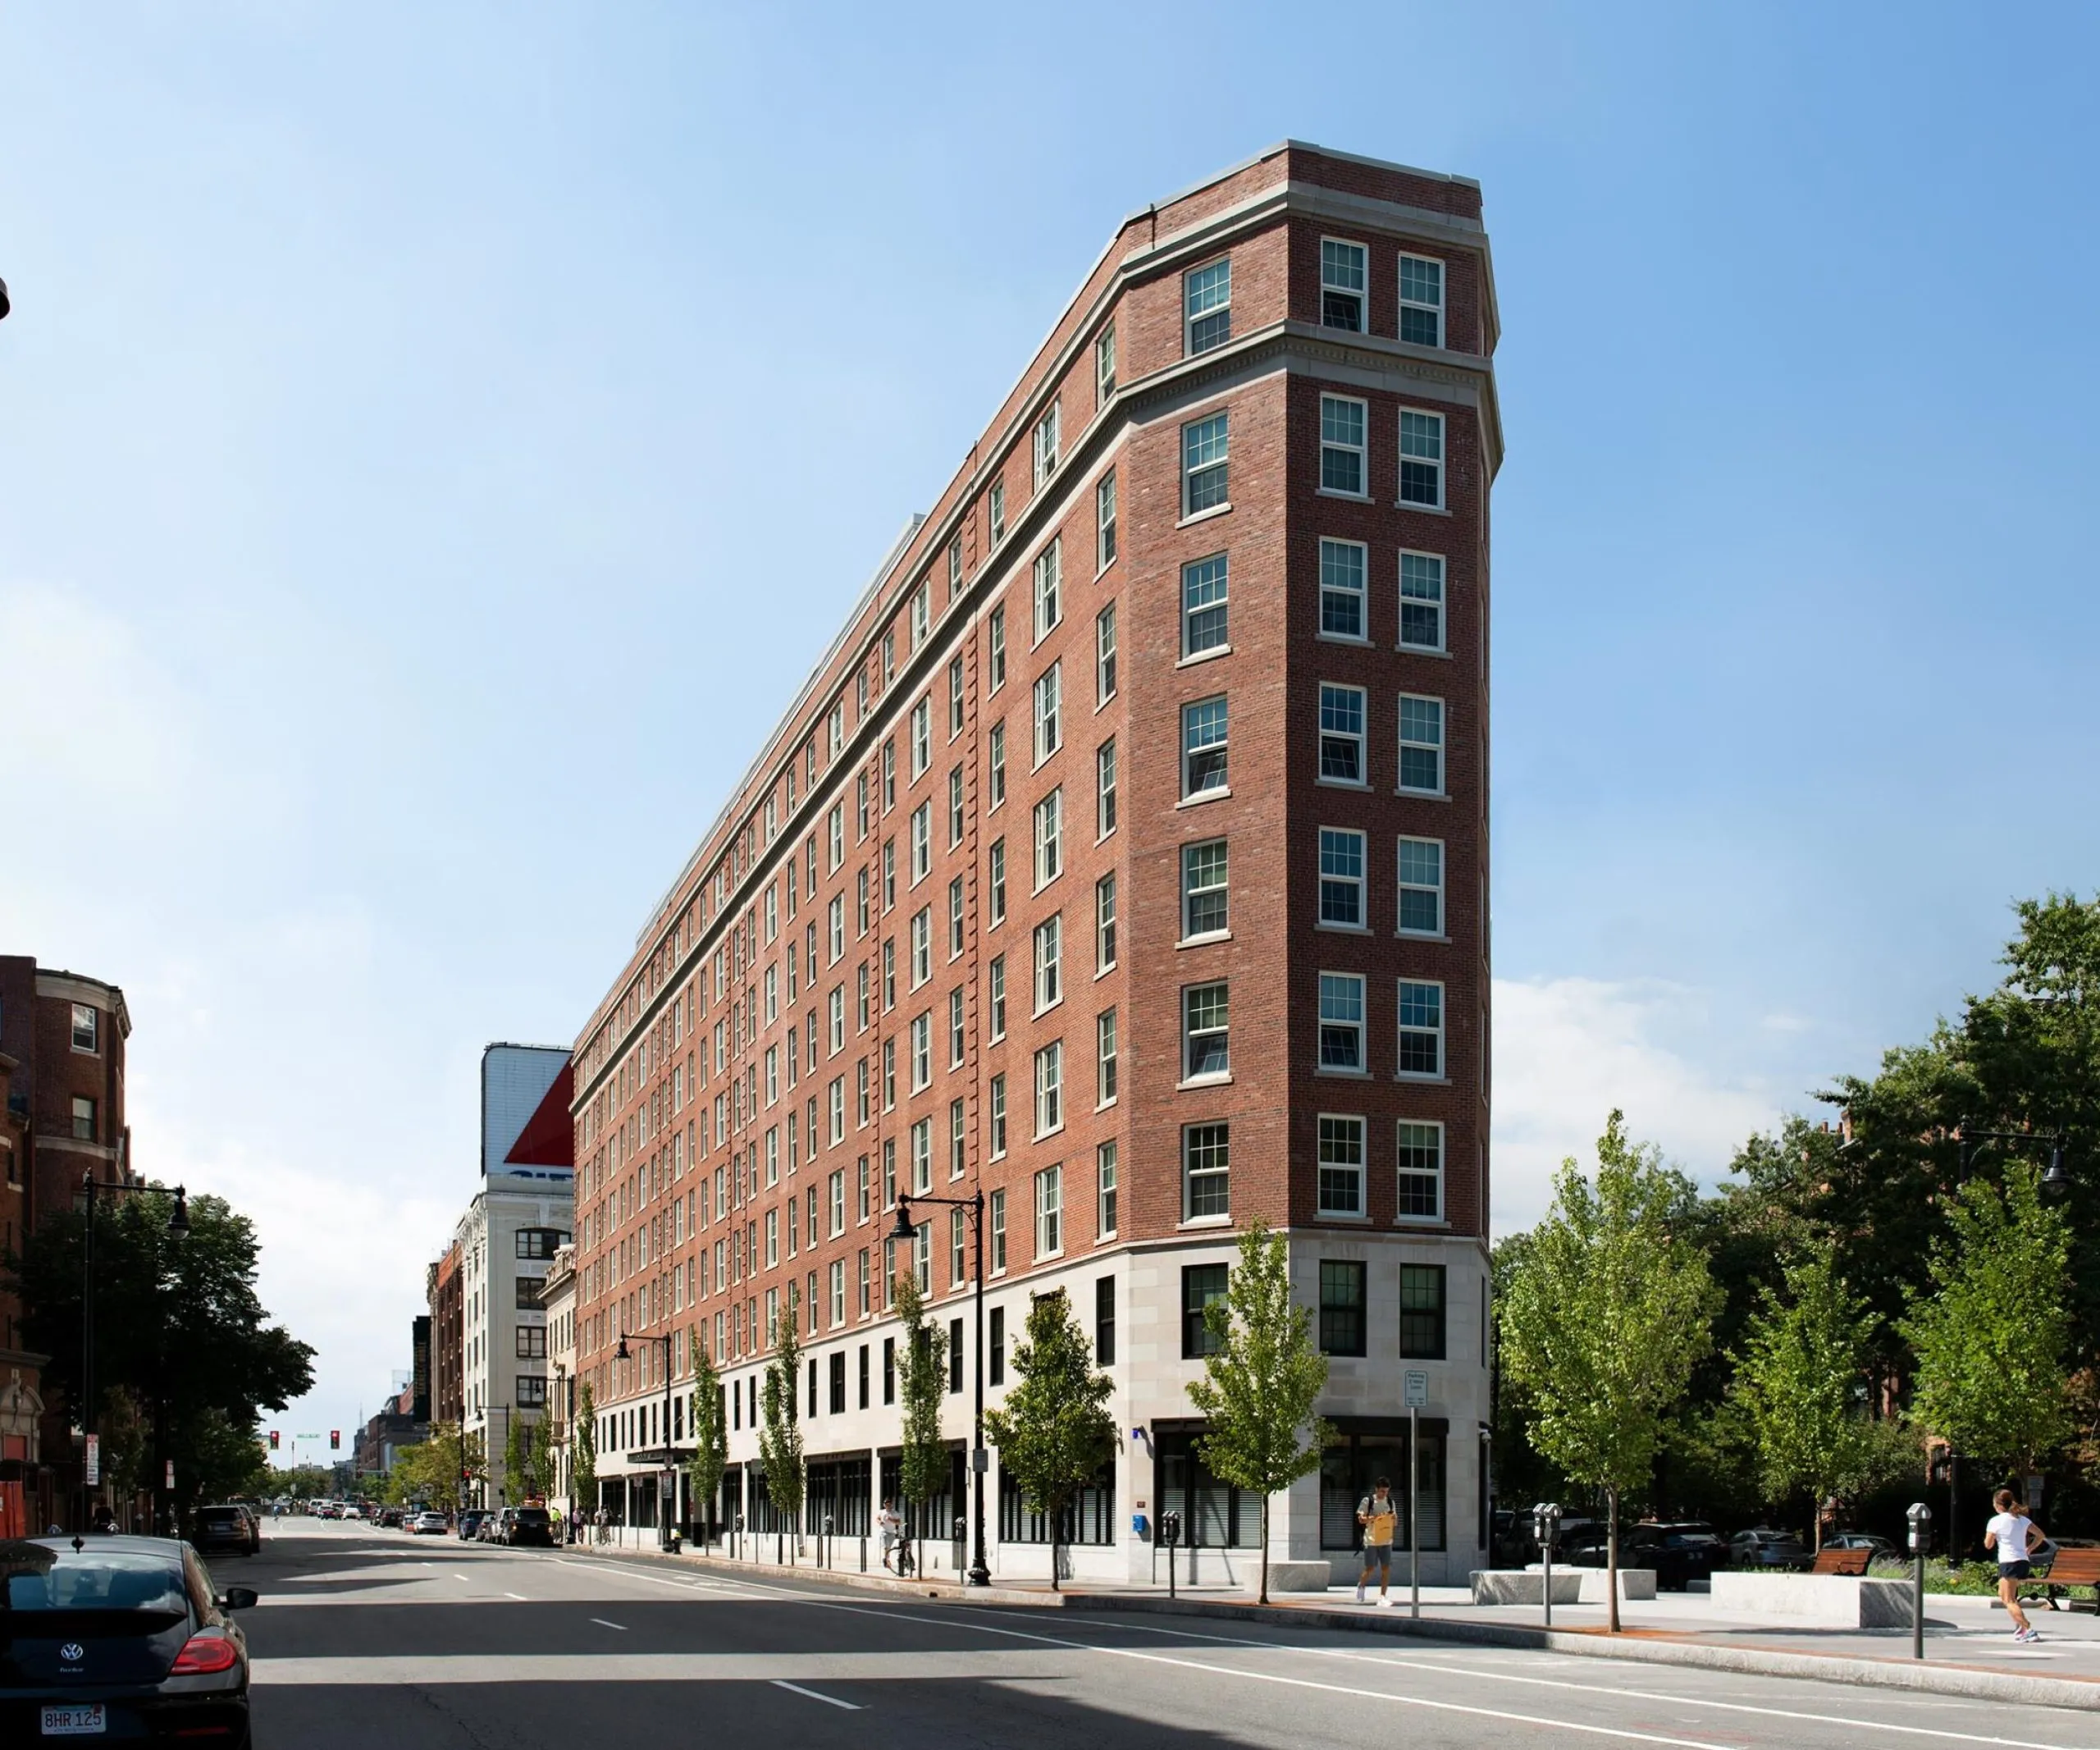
[1533,1503,1562,1628]
[1159,1510,1183,1601]
[1906,1501,1932,1660]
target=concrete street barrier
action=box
[1266,1561,1334,1593]
[1709,1571,1912,1627]
[1471,1570,1583,1605]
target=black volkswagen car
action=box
[191,1506,260,1558]
[0,1534,255,1744]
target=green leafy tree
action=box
[503,1412,527,1505]
[687,1332,727,1541]
[1499,1112,1719,1630]
[1902,1162,2073,1478]
[1729,1255,1883,1547]
[984,1290,1116,1592]
[573,1386,598,1519]
[7,1187,314,1529]
[1185,1221,1333,1604]
[892,1267,948,1575]
[759,1300,806,1556]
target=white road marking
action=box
[452,1574,470,1583]
[591,1618,628,1631]
[504,1592,527,1601]
[770,1679,861,1711]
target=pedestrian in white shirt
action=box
[1984,1487,2045,1643]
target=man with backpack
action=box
[1355,1476,1399,1606]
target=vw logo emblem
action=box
[59,1642,84,1661]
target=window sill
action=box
[1177,502,1232,530]
[1317,631,1372,648]
[1316,487,1372,503]
[1179,1214,1232,1231]
[1177,930,1232,950]
[1396,930,1451,944]
[1314,1065,1370,1080]
[1398,643,1454,660]
[1096,1230,1119,1245]
[1034,1124,1066,1143]
[1176,1073,1234,1092]
[1030,998,1064,1022]
[1029,873,1062,899]
[1034,1250,1066,1266]
[1396,500,1453,518]
[1093,828,1116,849]
[1317,1209,1371,1223]
[1176,787,1231,809]
[1315,920,1370,935]
[1395,788,1450,803]
[1030,747,1061,774]
[1315,775,1369,792]
[1394,1217,1452,1231]
[1395,1073,1451,1086]
[1094,961,1117,982]
[1176,644,1232,670]
[1093,692,1117,715]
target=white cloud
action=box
[1491,976,1784,1236]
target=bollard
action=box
[1908,1501,1933,1661]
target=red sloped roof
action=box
[504,1058,574,1167]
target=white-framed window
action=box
[988,1072,1007,1158]
[1185,258,1230,355]
[910,696,931,778]
[1320,394,1367,496]
[1095,604,1117,704]
[1182,414,1229,515]
[1033,788,1063,886]
[910,1012,931,1090]
[948,766,965,848]
[911,1117,932,1194]
[1399,253,1444,348]
[829,1073,845,1140]
[1317,1114,1367,1215]
[1319,683,1367,784]
[1319,537,1367,640]
[988,953,1007,1040]
[829,802,845,869]
[910,802,931,882]
[988,605,1007,692]
[1094,872,1116,971]
[1095,322,1116,402]
[1398,694,1445,794]
[1182,697,1228,797]
[1397,1120,1445,1221]
[949,656,966,738]
[1397,980,1445,1078]
[1398,837,1444,935]
[948,985,965,1066]
[947,534,965,603]
[1034,1041,1064,1137]
[1034,1163,1062,1257]
[1182,554,1229,656]
[909,907,930,986]
[829,705,844,759]
[1399,409,1445,508]
[1096,470,1117,569]
[1096,738,1116,837]
[1095,1142,1119,1238]
[1399,551,1445,651]
[1183,1122,1230,1219]
[1318,827,1366,927]
[988,479,1007,546]
[829,894,845,962]
[948,875,965,957]
[1180,838,1228,939]
[911,583,929,650]
[1033,914,1062,1012]
[1182,980,1230,1081]
[912,1222,932,1295]
[830,1258,847,1327]
[1033,661,1062,763]
[1033,398,1061,488]
[1096,1006,1117,1105]
[987,720,1007,810]
[1320,237,1367,331]
[987,838,1006,925]
[1033,536,1062,642]
[950,1096,966,1178]
[1318,972,1366,1071]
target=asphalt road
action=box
[223,1520,2100,1749]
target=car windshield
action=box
[2,1547,188,1615]
[199,1509,241,1524]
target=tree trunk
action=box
[1605,1486,1621,1634]
[1258,1493,1271,1606]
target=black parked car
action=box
[457,1510,489,1542]
[502,1507,555,1549]
[0,1534,256,1746]
[189,1506,259,1558]
[1621,1522,1728,1591]
[1730,1528,1811,1570]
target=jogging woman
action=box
[1984,1487,2045,1644]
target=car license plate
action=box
[42,1703,107,1735]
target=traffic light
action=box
[268,1430,280,1451]
[330,1430,340,1451]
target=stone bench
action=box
[1267,1560,1335,1593]
[1470,1569,1583,1605]
[1708,1570,1912,1627]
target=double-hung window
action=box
[950,1097,966,1178]
[1096,738,1117,836]
[1182,981,1230,1081]
[1096,471,1117,568]
[1033,537,1062,641]
[1182,554,1229,656]
[1320,538,1367,640]
[1321,237,1367,330]
[911,583,929,650]
[1096,1008,1117,1105]
[1399,254,1445,347]
[1182,697,1228,797]
[988,721,1006,808]
[1318,972,1366,1071]
[1317,1115,1366,1217]
[1318,827,1366,927]
[1033,399,1061,487]
[948,986,966,1066]
[1180,839,1228,939]
[988,955,1007,1040]
[1095,323,1116,402]
[911,1116,932,1194]
[910,802,931,882]
[1185,258,1230,354]
[988,479,1007,545]
[1034,1163,1062,1257]
[1397,980,1445,1078]
[910,907,931,986]
[1033,662,1061,763]
[1094,873,1116,971]
[829,894,845,962]
[988,1073,1007,1158]
[910,1012,931,1091]
[1398,695,1445,793]
[1033,915,1062,1012]
[947,534,965,603]
[1034,1042,1064,1136]
[1399,551,1445,651]
[1095,605,1117,703]
[1319,1259,1367,1355]
[1033,789,1063,886]
[911,697,930,778]
[1399,409,1445,508]
[1183,1123,1230,1221]
[1319,683,1367,784]
[1397,1120,1445,1220]
[948,875,965,957]
[948,767,965,848]
[1320,394,1367,496]
[987,838,1006,924]
[988,605,1007,692]
[1182,414,1229,516]
[1399,1264,1446,1359]
[949,656,966,737]
[1398,838,1444,935]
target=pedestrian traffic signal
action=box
[329,1430,340,1450]
[268,1430,280,1451]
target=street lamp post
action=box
[888,1192,990,1587]
[614,1329,680,1551]
[80,1172,189,1533]
[1956,1121,2070,1189]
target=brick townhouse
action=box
[570,140,1502,1584]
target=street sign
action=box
[84,1435,100,1486]
[1403,1370,1428,1408]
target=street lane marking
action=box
[453,1574,470,1583]
[770,1679,861,1711]
[591,1618,628,1631]
[504,1592,527,1601]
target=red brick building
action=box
[0,956,135,1532]
[427,1241,464,1431]
[569,143,1501,1583]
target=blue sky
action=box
[3,2,2095,1455]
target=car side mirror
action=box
[220,1588,258,1611]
